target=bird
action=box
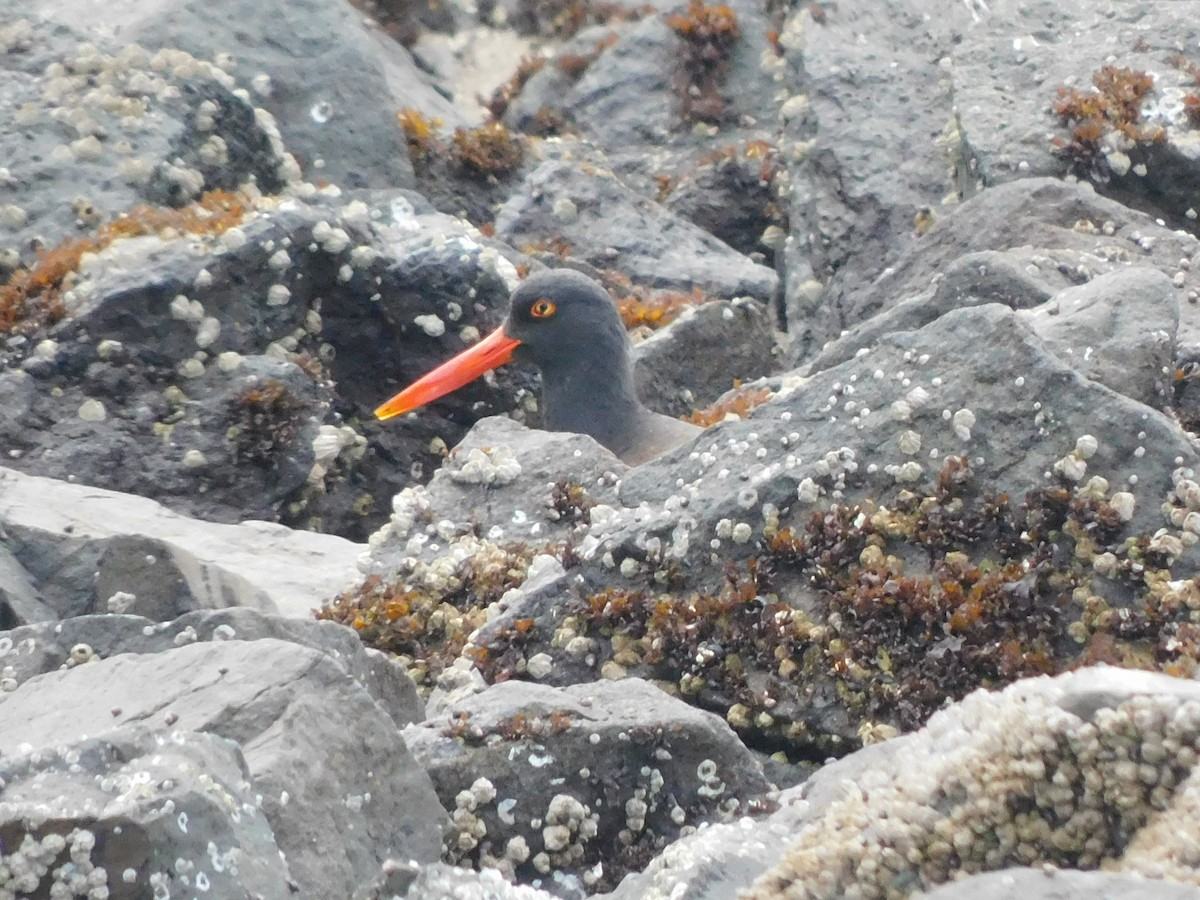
[375,269,703,466]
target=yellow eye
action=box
[530,299,557,318]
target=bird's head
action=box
[374,269,627,421]
[504,269,627,368]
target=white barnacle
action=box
[195,316,221,348]
[796,477,820,504]
[1054,453,1087,482]
[952,408,976,441]
[219,226,247,251]
[266,284,291,306]
[78,399,107,421]
[1110,491,1135,522]
[414,314,446,337]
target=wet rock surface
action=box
[5,0,1200,897]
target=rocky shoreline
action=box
[3,0,1200,897]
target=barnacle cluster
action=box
[0,827,107,899]
[1052,65,1165,180]
[317,534,543,689]
[743,671,1200,899]
[665,0,741,123]
[0,190,247,334]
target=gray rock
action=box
[600,743,900,900]
[17,0,463,191]
[363,415,626,581]
[0,541,54,627]
[0,724,293,899]
[0,637,448,898]
[803,249,1058,374]
[0,189,524,540]
[808,253,1180,413]
[915,868,1200,900]
[952,0,1200,227]
[609,668,1200,900]
[494,157,778,301]
[404,678,771,894]
[0,13,293,271]
[777,0,979,357]
[618,301,1195,574]
[0,607,423,728]
[495,0,790,261]
[0,465,363,619]
[633,297,780,418]
[1018,267,1179,410]
[793,178,1198,368]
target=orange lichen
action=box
[397,108,444,163]
[617,286,711,330]
[686,383,773,426]
[0,189,248,335]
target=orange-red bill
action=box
[375,326,521,421]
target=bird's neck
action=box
[540,356,646,454]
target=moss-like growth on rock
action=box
[665,0,741,123]
[318,539,545,689]
[230,379,305,467]
[450,123,527,180]
[483,56,547,121]
[397,108,444,164]
[1052,65,1165,179]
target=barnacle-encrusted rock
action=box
[743,667,1200,900]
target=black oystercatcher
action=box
[375,269,702,465]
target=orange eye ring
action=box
[530,299,557,318]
